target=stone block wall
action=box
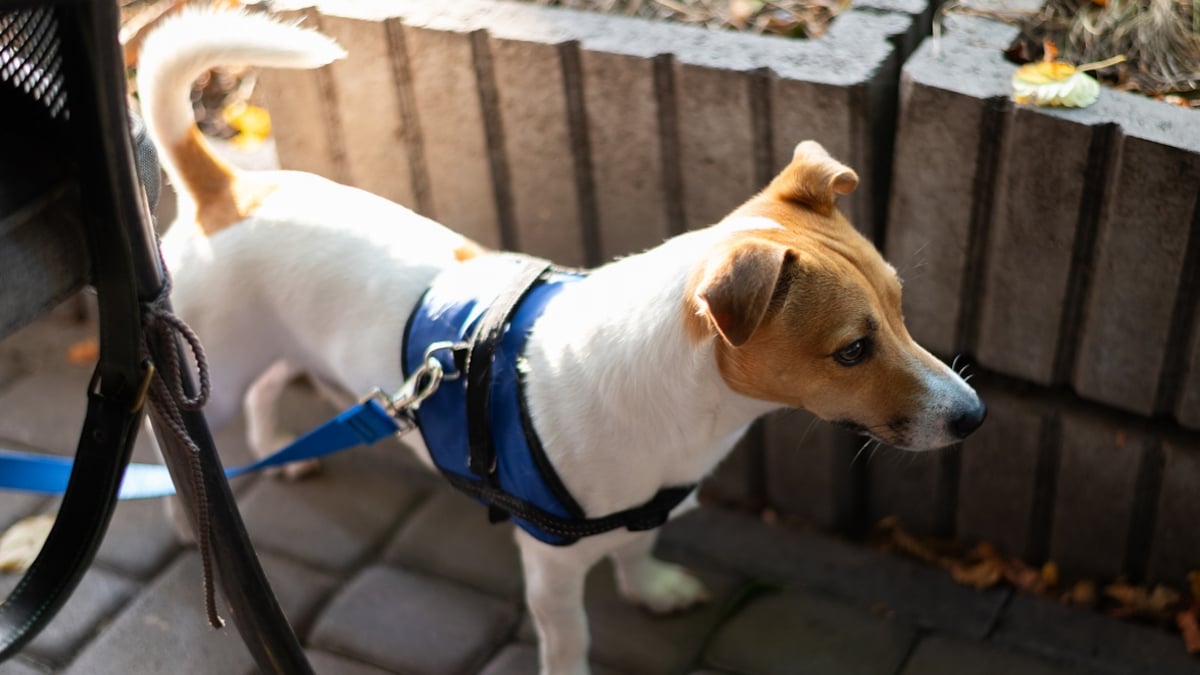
[885,7,1200,583]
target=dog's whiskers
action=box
[951,354,961,372]
[963,373,975,383]
[851,437,876,466]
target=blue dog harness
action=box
[404,254,695,546]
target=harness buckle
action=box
[365,341,469,434]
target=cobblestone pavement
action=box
[2,309,1198,675]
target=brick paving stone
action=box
[63,550,336,675]
[93,498,184,580]
[993,593,1200,675]
[310,564,519,675]
[65,555,242,675]
[0,658,51,674]
[0,567,137,667]
[237,441,432,574]
[658,507,1008,639]
[702,587,917,675]
[0,491,48,531]
[900,635,1093,675]
[478,643,626,675]
[0,370,91,456]
[0,311,94,393]
[514,557,746,675]
[297,650,399,675]
[382,485,523,601]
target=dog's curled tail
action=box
[136,9,344,230]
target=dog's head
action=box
[688,141,984,450]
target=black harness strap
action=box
[464,257,552,523]
[442,472,695,543]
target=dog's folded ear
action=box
[769,140,858,214]
[694,240,792,347]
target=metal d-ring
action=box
[422,340,468,382]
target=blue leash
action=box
[0,398,404,500]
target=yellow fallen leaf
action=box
[1012,61,1100,108]
[0,515,55,573]
[222,101,271,150]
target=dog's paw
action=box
[618,558,710,614]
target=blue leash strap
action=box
[0,398,404,500]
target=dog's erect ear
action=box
[694,240,791,347]
[769,140,858,213]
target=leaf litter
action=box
[874,515,1200,657]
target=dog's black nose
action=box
[949,400,987,439]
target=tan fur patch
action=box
[454,239,486,262]
[171,127,277,236]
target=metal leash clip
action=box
[362,341,469,437]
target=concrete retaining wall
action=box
[886,7,1200,583]
[258,0,1200,585]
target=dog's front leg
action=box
[610,529,709,613]
[516,530,605,675]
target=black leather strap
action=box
[0,4,148,656]
[464,257,553,480]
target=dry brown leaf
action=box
[1187,570,1200,604]
[66,337,99,365]
[1178,609,1200,654]
[951,556,1005,589]
[1041,561,1060,589]
[1104,582,1181,619]
[0,515,55,573]
[1065,579,1098,608]
[877,516,945,567]
[1004,561,1045,594]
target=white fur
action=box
[141,11,979,675]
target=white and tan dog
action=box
[139,10,984,675]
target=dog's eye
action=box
[834,339,870,366]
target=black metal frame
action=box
[0,1,313,671]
